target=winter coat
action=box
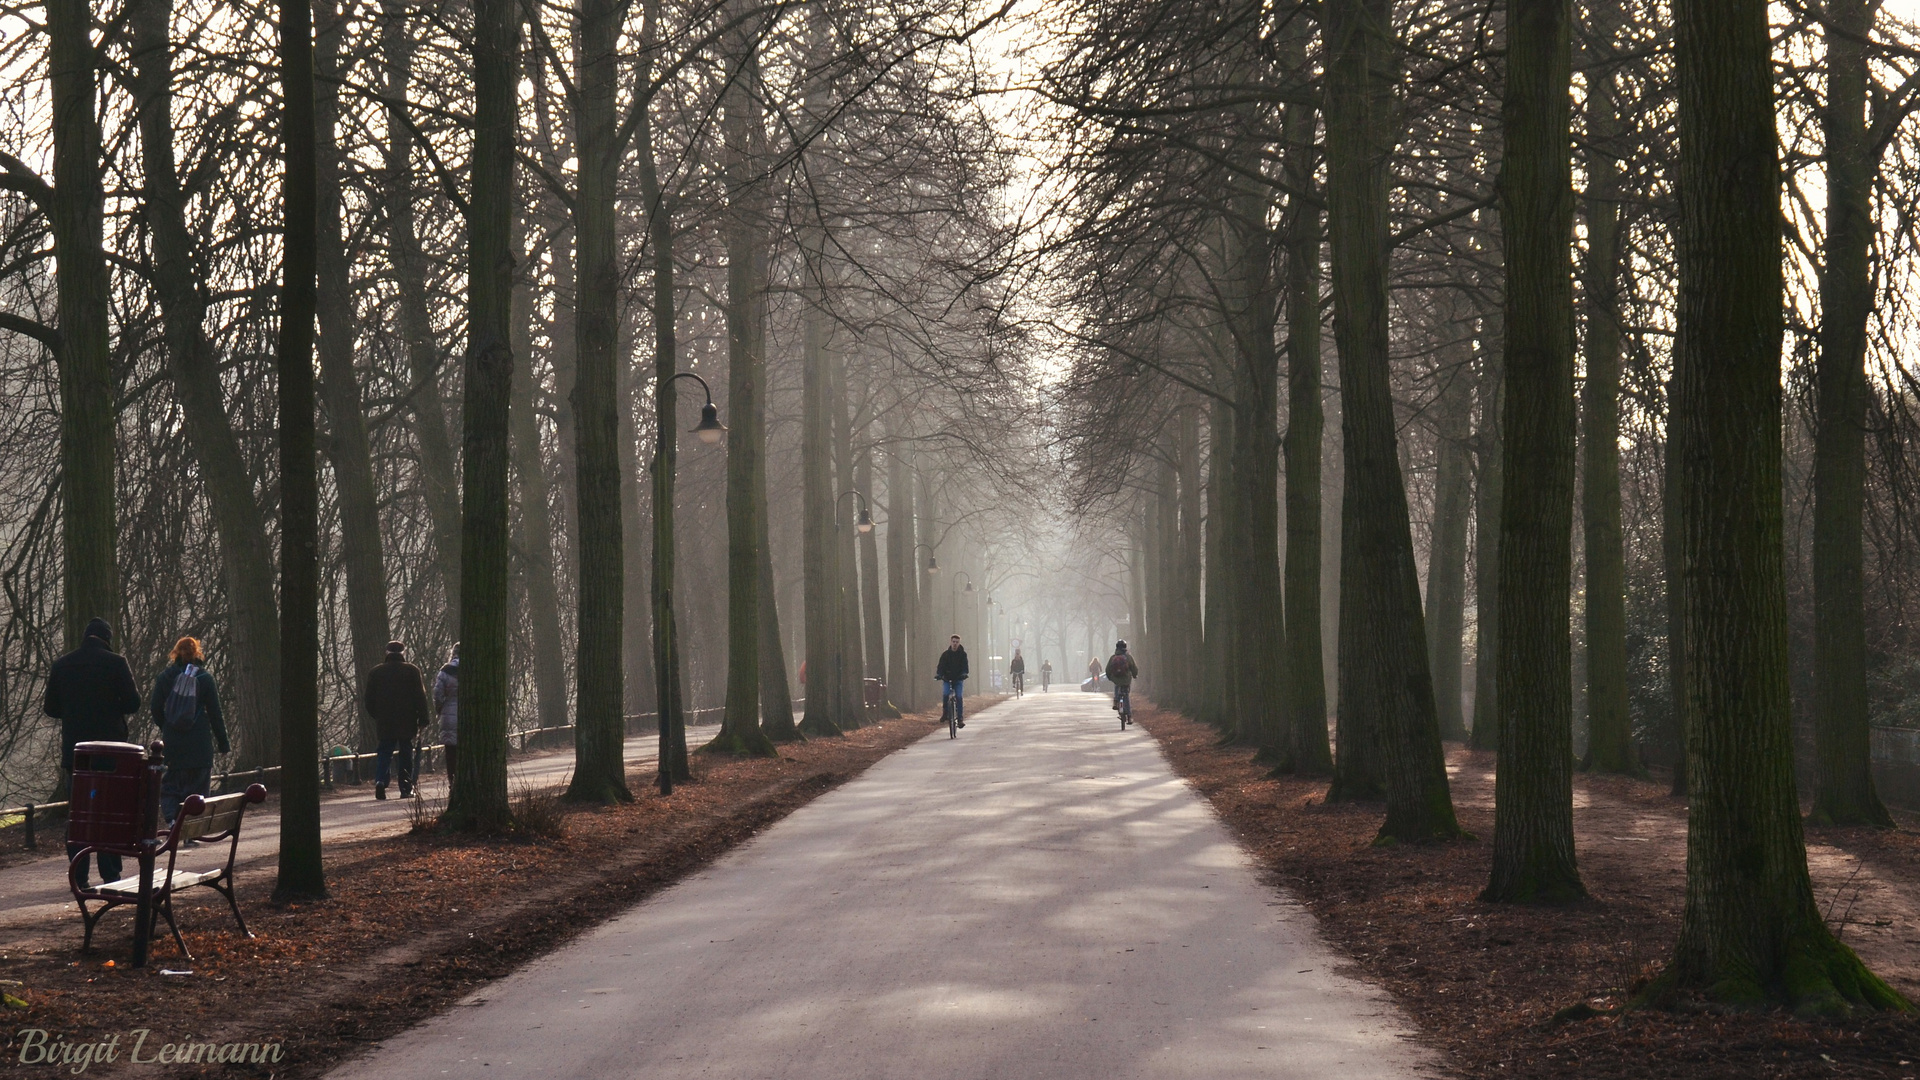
[44,637,141,770]
[432,661,459,746]
[1009,655,1025,675]
[149,662,230,769]
[366,657,431,742]
[1106,652,1139,687]
[935,646,970,683]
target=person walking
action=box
[1040,658,1052,692]
[44,617,141,887]
[935,635,970,728]
[433,644,460,778]
[150,636,230,824]
[366,640,431,800]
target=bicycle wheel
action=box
[949,706,958,739]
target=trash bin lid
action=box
[72,741,147,756]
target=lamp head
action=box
[855,508,874,534]
[965,582,975,593]
[927,556,939,573]
[693,402,726,444]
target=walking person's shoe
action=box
[399,784,413,799]
[374,783,388,800]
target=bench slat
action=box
[95,868,221,895]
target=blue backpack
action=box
[163,665,200,731]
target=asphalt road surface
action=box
[0,724,716,934]
[330,691,1430,1080]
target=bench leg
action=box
[156,895,190,962]
[211,880,252,939]
[80,901,101,953]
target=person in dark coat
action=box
[365,640,430,799]
[44,618,141,886]
[934,635,970,727]
[150,636,230,823]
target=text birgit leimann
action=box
[15,1028,284,1073]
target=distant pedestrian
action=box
[366,641,431,800]
[935,635,969,728]
[433,643,460,777]
[1041,659,1052,692]
[150,636,230,824]
[44,618,142,887]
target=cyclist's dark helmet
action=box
[1115,640,1128,652]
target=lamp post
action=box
[837,490,874,534]
[915,543,938,573]
[653,370,723,796]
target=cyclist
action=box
[1106,641,1138,714]
[1009,648,1026,696]
[935,635,969,729]
[1041,658,1052,692]
[1086,656,1102,691]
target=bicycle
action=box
[1116,684,1132,730]
[1012,671,1024,698]
[942,684,959,739]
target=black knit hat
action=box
[83,618,112,644]
[386,640,405,656]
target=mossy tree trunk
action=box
[1809,0,1893,828]
[45,0,117,653]
[1483,0,1584,903]
[274,0,325,900]
[1323,0,1460,840]
[1579,15,1640,778]
[566,0,632,802]
[1650,0,1904,1012]
[444,0,519,833]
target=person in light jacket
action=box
[432,643,460,777]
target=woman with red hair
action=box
[149,636,230,822]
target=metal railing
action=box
[0,702,745,851]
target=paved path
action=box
[330,691,1430,1080]
[0,724,716,934]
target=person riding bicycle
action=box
[1106,641,1138,712]
[1009,648,1025,694]
[935,635,969,728]
[1040,659,1052,691]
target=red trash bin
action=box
[67,741,162,855]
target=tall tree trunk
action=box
[1579,22,1638,777]
[382,0,462,628]
[1662,334,1688,796]
[620,332,659,720]
[1471,305,1505,751]
[798,287,844,737]
[712,36,777,757]
[917,471,940,700]
[565,0,631,802]
[1809,0,1892,828]
[1483,0,1584,904]
[635,0,689,790]
[858,440,897,716]
[1427,351,1473,743]
[885,433,915,711]
[314,0,393,752]
[1649,0,1901,1010]
[509,230,569,738]
[1177,409,1205,714]
[274,0,325,900]
[1200,399,1237,735]
[445,0,519,832]
[45,0,116,653]
[129,0,281,766]
[832,338,868,729]
[1322,0,1460,840]
[1282,87,1333,775]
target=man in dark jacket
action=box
[44,618,141,886]
[935,635,970,728]
[366,641,431,799]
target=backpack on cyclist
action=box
[162,664,201,731]
[1106,653,1130,681]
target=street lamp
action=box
[837,490,874,534]
[665,372,726,444]
[653,369,724,796]
[915,543,938,573]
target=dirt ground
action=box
[0,705,974,1078]
[1134,703,1920,1080]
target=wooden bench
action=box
[70,783,268,960]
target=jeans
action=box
[942,679,965,722]
[67,843,122,888]
[376,738,415,791]
[1113,682,1132,711]
[160,765,212,824]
